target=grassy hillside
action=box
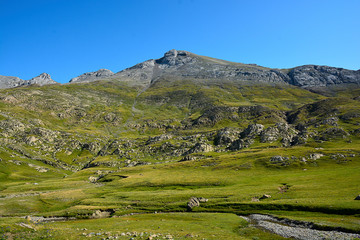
[0,79,359,239]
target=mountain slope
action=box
[0,50,359,239]
[72,49,360,92]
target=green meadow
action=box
[0,80,359,239]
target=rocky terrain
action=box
[0,73,57,88]
[0,50,359,239]
[69,69,114,83]
[1,50,360,90]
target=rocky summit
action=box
[1,50,360,90]
[69,69,114,83]
[0,50,359,239]
[98,49,360,90]
[0,72,57,88]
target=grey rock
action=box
[184,143,213,155]
[214,127,241,146]
[112,50,291,87]
[260,126,279,143]
[24,73,57,86]
[193,106,239,126]
[270,155,289,163]
[111,50,360,90]
[241,124,264,138]
[309,153,324,160]
[0,73,57,89]
[288,65,360,88]
[228,138,253,151]
[69,69,114,83]
[0,75,24,89]
[320,127,349,141]
[322,117,339,126]
[187,197,208,211]
[259,194,271,200]
[146,134,173,145]
[179,155,197,162]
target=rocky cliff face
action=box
[288,65,360,88]
[24,73,57,86]
[69,69,114,83]
[0,75,24,89]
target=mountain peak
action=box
[26,73,57,86]
[156,49,195,67]
[69,69,114,83]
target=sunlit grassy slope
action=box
[0,79,359,239]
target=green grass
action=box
[0,80,360,238]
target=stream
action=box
[242,214,360,240]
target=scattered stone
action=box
[16,222,35,230]
[260,126,279,143]
[227,138,253,151]
[179,155,197,162]
[259,194,271,200]
[241,124,264,138]
[309,153,324,160]
[214,128,240,146]
[184,143,213,155]
[270,155,289,163]
[91,209,114,219]
[187,197,208,211]
[89,176,99,183]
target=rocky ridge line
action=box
[0,73,57,89]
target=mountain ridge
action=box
[0,72,57,89]
[1,50,359,90]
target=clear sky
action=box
[1,0,359,83]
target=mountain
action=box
[2,50,360,90]
[0,72,57,88]
[24,73,57,86]
[0,75,24,89]
[0,50,359,239]
[69,69,114,83]
[68,49,360,91]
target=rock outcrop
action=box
[0,75,24,89]
[109,50,360,90]
[0,73,57,89]
[187,197,208,211]
[288,65,360,88]
[69,69,114,83]
[25,73,57,86]
[3,50,360,90]
[112,49,291,87]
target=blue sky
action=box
[1,0,359,83]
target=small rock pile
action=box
[187,197,208,211]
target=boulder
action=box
[259,194,271,200]
[91,209,114,219]
[214,127,240,146]
[355,195,360,200]
[309,153,324,160]
[260,126,279,143]
[241,124,264,138]
[184,143,213,155]
[187,197,208,211]
[320,127,349,141]
[179,155,197,162]
[228,138,254,151]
